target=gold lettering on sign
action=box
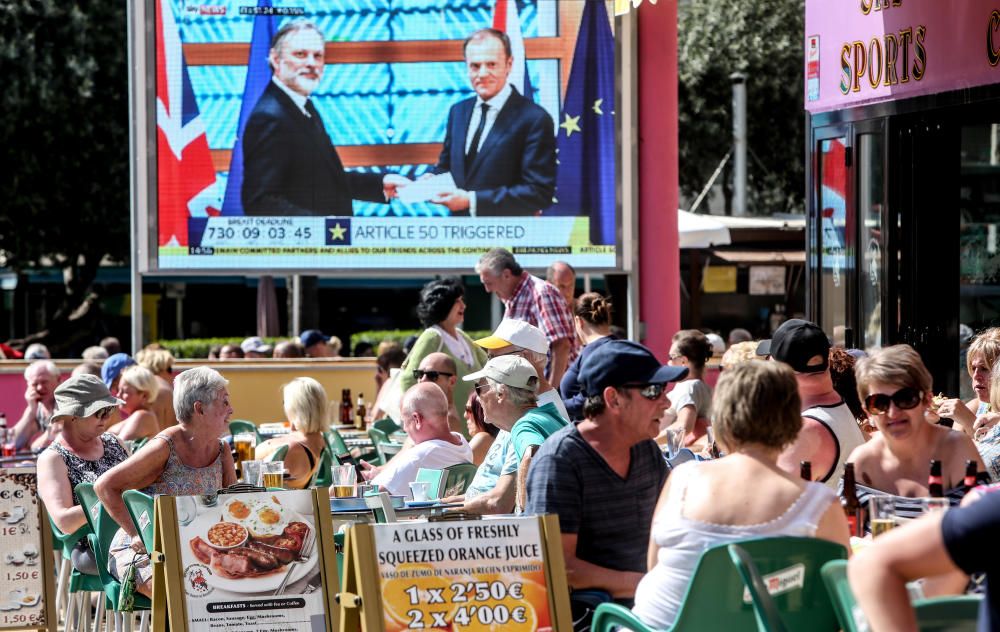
[868,37,884,88]
[884,33,899,86]
[912,25,926,80]
[853,41,867,92]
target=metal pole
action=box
[127,0,144,352]
[291,274,302,337]
[731,72,747,217]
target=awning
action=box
[678,210,732,249]
[711,250,806,264]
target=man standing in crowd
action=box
[546,261,576,311]
[475,318,570,421]
[240,336,273,358]
[463,355,566,510]
[430,28,556,216]
[414,352,463,436]
[758,319,865,488]
[525,340,686,626]
[242,20,408,216]
[364,383,471,496]
[14,361,61,452]
[476,248,574,385]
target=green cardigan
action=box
[398,327,488,437]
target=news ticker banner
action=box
[156,216,617,270]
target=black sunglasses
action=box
[864,387,923,415]
[413,369,454,381]
[621,383,667,400]
[474,382,492,395]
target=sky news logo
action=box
[185,4,227,15]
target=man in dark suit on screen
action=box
[241,20,408,216]
[430,28,556,217]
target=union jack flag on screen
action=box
[155,0,219,247]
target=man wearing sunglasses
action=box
[524,340,687,627]
[757,319,866,489]
[413,353,462,436]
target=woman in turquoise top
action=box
[96,366,237,597]
[398,278,487,436]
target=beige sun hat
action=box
[50,374,123,422]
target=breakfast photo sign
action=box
[151,488,340,632]
[0,468,56,632]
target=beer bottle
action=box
[928,460,944,498]
[963,460,978,495]
[0,413,7,447]
[842,463,863,537]
[800,461,812,481]
[355,393,366,430]
[340,389,353,425]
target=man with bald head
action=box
[366,383,472,497]
[14,360,61,452]
[414,352,464,436]
[546,261,576,311]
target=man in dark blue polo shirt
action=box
[524,340,687,628]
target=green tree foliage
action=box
[678,0,804,214]
[0,0,128,345]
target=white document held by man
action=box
[397,172,457,204]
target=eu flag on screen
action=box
[221,0,278,216]
[547,0,616,246]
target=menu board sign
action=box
[368,518,559,632]
[0,468,51,631]
[173,490,327,631]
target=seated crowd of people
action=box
[19,248,1000,630]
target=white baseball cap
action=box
[474,319,549,355]
[463,355,539,391]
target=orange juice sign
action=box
[372,519,551,632]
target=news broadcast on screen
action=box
[150,0,618,272]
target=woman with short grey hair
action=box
[96,366,237,598]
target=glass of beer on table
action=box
[262,461,284,489]
[234,432,256,465]
[869,496,896,537]
[332,464,356,497]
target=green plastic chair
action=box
[368,427,392,466]
[325,429,351,456]
[264,443,289,462]
[48,516,100,626]
[728,544,790,632]
[74,483,151,621]
[127,436,149,453]
[592,536,847,632]
[229,419,264,443]
[311,447,333,488]
[122,490,155,552]
[415,468,446,499]
[821,559,982,632]
[372,418,401,434]
[365,492,398,523]
[442,463,478,497]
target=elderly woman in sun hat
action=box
[37,374,131,575]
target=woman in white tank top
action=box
[633,362,850,630]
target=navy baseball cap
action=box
[101,353,136,389]
[299,329,330,348]
[756,319,830,373]
[579,340,688,397]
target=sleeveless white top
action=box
[632,462,837,630]
[802,401,866,489]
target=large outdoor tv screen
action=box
[149,0,618,272]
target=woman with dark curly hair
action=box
[398,278,487,436]
[660,329,715,446]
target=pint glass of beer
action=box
[332,464,356,497]
[262,461,284,489]
[234,433,256,465]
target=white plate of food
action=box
[186,495,318,593]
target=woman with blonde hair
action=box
[255,377,330,489]
[108,365,160,441]
[935,327,1000,437]
[632,361,849,629]
[136,348,177,430]
[846,344,986,519]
